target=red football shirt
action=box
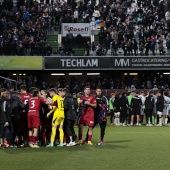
[21,93,32,112]
[80,95,96,118]
[28,97,46,117]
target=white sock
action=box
[131,122,133,125]
[136,122,139,125]
[165,118,168,124]
[162,116,165,125]
[155,117,157,125]
[115,118,118,125]
[114,118,116,125]
[159,117,162,125]
[117,118,120,125]
[148,117,150,124]
[70,136,73,143]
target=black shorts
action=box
[0,123,5,138]
[131,109,140,115]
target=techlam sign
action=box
[62,23,91,37]
[44,56,170,70]
[60,59,98,67]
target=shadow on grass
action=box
[1,144,90,154]
[106,140,133,144]
[2,141,129,154]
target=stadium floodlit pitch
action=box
[0,126,170,170]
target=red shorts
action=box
[28,116,40,128]
[79,116,94,127]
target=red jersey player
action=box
[78,86,97,145]
[28,90,50,148]
[20,85,32,146]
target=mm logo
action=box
[115,59,130,67]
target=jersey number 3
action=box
[30,100,35,109]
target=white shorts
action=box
[157,111,162,116]
[114,112,120,116]
[140,108,144,115]
[163,106,168,116]
[166,105,170,115]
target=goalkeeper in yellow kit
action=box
[46,88,65,147]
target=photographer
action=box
[95,87,109,145]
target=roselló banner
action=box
[0,56,42,70]
[62,23,91,37]
[44,56,170,70]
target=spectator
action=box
[66,30,74,47]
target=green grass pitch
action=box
[0,125,170,170]
[0,56,42,70]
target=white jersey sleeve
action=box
[164,96,170,104]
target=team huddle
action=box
[0,85,109,148]
[1,85,170,149]
[109,90,170,127]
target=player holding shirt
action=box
[20,85,32,146]
[28,90,50,148]
[46,88,65,147]
[78,86,97,145]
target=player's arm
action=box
[85,97,97,108]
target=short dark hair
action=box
[33,90,39,97]
[96,87,102,90]
[49,88,57,93]
[84,86,90,90]
[0,88,6,92]
[58,88,64,92]
[63,88,69,93]
[29,87,36,94]
[8,85,14,90]
[20,85,27,91]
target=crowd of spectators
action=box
[50,0,170,56]
[90,0,170,56]
[0,0,52,56]
[1,0,170,56]
[0,72,169,93]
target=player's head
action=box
[58,88,64,97]
[63,88,69,96]
[84,86,90,96]
[41,90,47,98]
[121,92,126,96]
[96,87,102,96]
[164,91,168,96]
[29,87,36,94]
[8,85,14,92]
[2,91,10,100]
[33,90,40,97]
[140,91,144,96]
[110,93,115,98]
[149,90,153,95]
[49,88,57,97]
[0,88,6,97]
[157,91,162,97]
[72,93,77,98]
[20,85,27,93]
[134,91,139,96]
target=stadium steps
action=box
[73,48,85,56]
[46,35,58,53]
[94,35,99,45]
